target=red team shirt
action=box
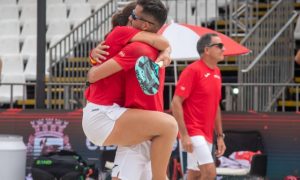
[114,42,165,111]
[85,26,139,106]
[174,60,222,143]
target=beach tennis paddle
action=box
[135,56,163,95]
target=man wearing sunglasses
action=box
[171,33,226,180]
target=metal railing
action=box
[222,83,300,112]
[162,0,273,35]
[45,0,277,108]
[2,82,300,112]
[49,0,116,81]
[2,0,298,112]
[47,0,116,109]
[237,0,296,111]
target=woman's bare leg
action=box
[103,109,178,180]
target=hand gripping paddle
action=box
[135,56,163,95]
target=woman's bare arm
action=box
[130,31,169,51]
[87,59,122,83]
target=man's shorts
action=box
[111,141,152,180]
[82,102,127,146]
[187,135,213,171]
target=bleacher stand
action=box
[0,0,97,105]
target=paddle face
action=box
[135,56,161,95]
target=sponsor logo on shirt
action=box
[214,74,221,79]
[204,73,210,78]
[180,86,186,91]
[118,51,125,57]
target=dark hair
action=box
[137,0,168,28]
[111,1,137,28]
[196,33,218,56]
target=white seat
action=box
[46,0,63,5]
[0,73,26,103]
[88,0,109,11]
[1,54,24,76]
[0,0,17,5]
[18,0,36,6]
[65,0,86,9]
[195,0,217,23]
[21,36,37,59]
[217,0,232,7]
[46,19,71,42]
[163,0,176,21]
[20,5,37,24]
[24,55,49,81]
[294,16,300,40]
[0,36,20,55]
[24,56,36,81]
[0,54,26,103]
[0,5,19,21]
[0,20,20,37]
[20,20,37,41]
[47,4,67,23]
[68,4,92,27]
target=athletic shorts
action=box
[187,136,213,171]
[82,102,127,146]
[111,141,152,180]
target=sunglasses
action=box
[131,10,155,25]
[207,43,224,49]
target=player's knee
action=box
[201,168,216,180]
[165,114,178,134]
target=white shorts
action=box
[187,136,213,171]
[111,141,152,180]
[82,102,127,146]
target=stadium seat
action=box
[294,15,300,40]
[65,0,87,9]
[46,19,71,42]
[0,74,26,104]
[0,20,20,37]
[0,0,16,5]
[46,0,63,5]
[195,0,217,23]
[88,0,109,11]
[217,0,232,7]
[24,56,36,81]
[162,0,176,21]
[68,4,92,27]
[20,5,37,24]
[0,36,20,56]
[20,20,37,41]
[21,36,37,60]
[0,5,19,21]
[46,4,67,23]
[0,54,26,103]
[175,1,188,23]
[24,55,49,81]
[18,0,36,6]
[1,55,24,76]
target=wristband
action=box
[89,50,98,65]
[217,133,225,139]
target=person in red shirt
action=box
[85,1,170,107]
[85,2,170,180]
[83,1,177,180]
[171,33,227,180]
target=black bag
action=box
[31,150,97,180]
